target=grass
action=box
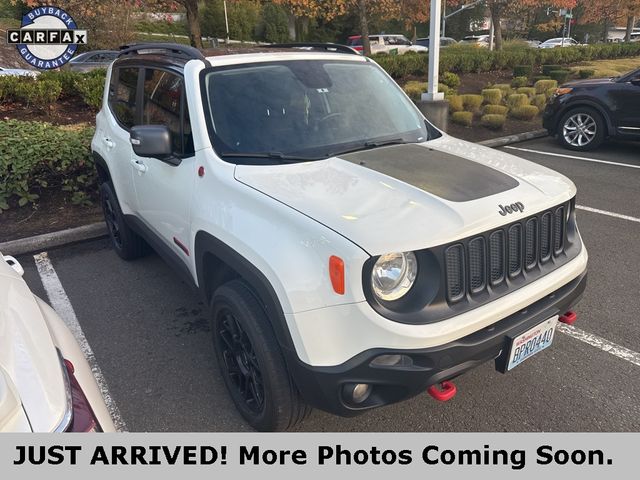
[569,57,640,78]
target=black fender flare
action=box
[194,231,297,357]
[92,151,112,184]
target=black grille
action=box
[540,212,552,262]
[468,237,486,293]
[443,202,572,303]
[525,218,537,270]
[489,230,505,285]
[445,245,465,301]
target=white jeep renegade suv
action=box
[92,43,588,431]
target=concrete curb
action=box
[0,222,108,257]
[479,129,548,148]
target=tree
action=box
[578,0,639,42]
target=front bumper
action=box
[288,270,586,417]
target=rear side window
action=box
[109,67,139,129]
[142,68,193,156]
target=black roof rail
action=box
[264,43,360,55]
[118,43,210,65]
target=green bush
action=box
[451,111,473,127]
[440,71,461,89]
[549,69,571,84]
[374,42,640,79]
[75,74,105,110]
[513,65,532,77]
[39,70,82,96]
[403,82,424,101]
[483,104,508,115]
[481,114,506,130]
[511,76,529,88]
[492,83,512,95]
[542,64,563,76]
[516,86,536,97]
[0,120,96,211]
[532,94,548,110]
[509,105,539,120]
[507,93,530,109]
[532,75,551,83]
[461,94,483,113]
[13,78,62,111]
[534,79,558,94]
[481,88,502,105]
[0,75,20,103]
[448,95,464,113]
[579,69,596,79]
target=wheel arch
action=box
[194,230,296,355]
[92,151,112,185]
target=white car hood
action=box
[0,258,67,432]
[234,135,576,255]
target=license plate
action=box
[506,316,558,371]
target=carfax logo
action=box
[6,5,87,69]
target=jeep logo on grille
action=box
[498,202,525,216]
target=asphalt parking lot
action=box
[16,136,640,432]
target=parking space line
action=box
[577,205,640,224]
[558,323,640,367]
[33,252,127,432]
[505,146,640,169]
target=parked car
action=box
[415,37,458,49]
[347,34,428,54]
[0,67,39,77]
[0,254,115,432]
[66,50,119,72]
[93,42,587,431]
[543,67,640,150]
[538,37,580,48]
[460,35,490,47]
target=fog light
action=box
[343,383,372,404]
[370,354,412,367]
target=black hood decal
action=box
[339,144,519,202]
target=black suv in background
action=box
[543,68,640,151]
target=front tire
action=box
[211,280,311,431]
[557,107,605,151]
[99,182,146,260]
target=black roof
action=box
[113,42,360,71]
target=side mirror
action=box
[631,77,640,86]
[130,125,180,166]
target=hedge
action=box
[481,114,506,130]
[509,105,539,120]
[374,42,640,78]
[481,88,502,105]
[0,69,106,111]
[0,120,96,211]
[451,111,473,126]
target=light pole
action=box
[223,0,230,44]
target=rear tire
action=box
[211,280,311,431]
[99,182,146,260]
[557,107,605,151]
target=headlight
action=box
[554,87,573,97]
[371,252,418,301]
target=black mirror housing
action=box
[130,125,180,165]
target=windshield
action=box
[201,59,434,163]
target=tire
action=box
[557,107,605,151]
[211,280,311,431]
[99,182,146,260]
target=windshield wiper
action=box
[328,138,412,157]
[220,151,324,163]
[363,138,409,148]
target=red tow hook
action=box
[427,381,457,402]
[559,311,578,325]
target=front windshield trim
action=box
[199,59,439,165]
